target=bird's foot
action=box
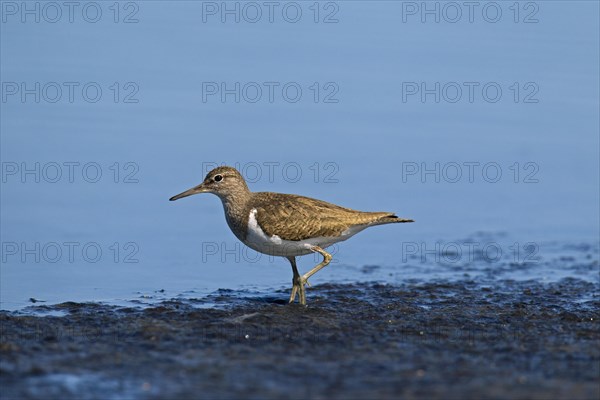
[288,276,310,305]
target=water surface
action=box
[1,1,599,310]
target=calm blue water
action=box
[1,1,599,310]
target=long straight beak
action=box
[169,183,206,201]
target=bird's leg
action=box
[287,247,331,305]
[287,256,306,305]
[303,246,333,284]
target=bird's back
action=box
[250,192,411,241]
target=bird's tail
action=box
[368,212,414,225]
[380,214,414,223]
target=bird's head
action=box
[169,166,249,201]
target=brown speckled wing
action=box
[252,192,395,241]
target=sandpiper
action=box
[170,166,414,305]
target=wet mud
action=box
[1,278,599,400]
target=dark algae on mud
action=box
[1,279,598,400]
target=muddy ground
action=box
[1,278,599,400]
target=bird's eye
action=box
[214,174,223,182]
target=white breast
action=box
[244,209,364,257]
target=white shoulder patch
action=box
[248,209,281,244]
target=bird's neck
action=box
[218,189,253,241]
